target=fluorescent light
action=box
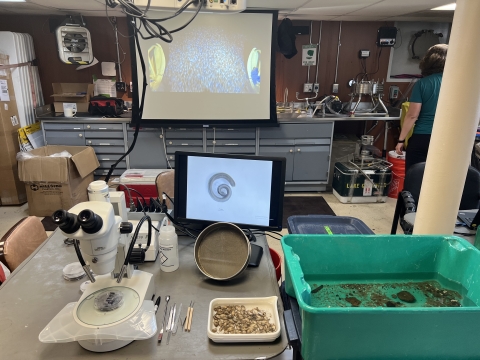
[0,0,26,2]
[431,3,456,10]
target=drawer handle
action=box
[87,140,92,144]
[289,149,293,153]
[169,141,172,145]
[87,125,91,129]
[74,127,81,130]
[101,158,110,161]
[181,143,189,145]
[99,143,110,145]
[99,127,107,130]
[297,149,301,152]
[78,134,83,137]
[225,144,238,146]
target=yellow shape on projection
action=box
[148,44,166,91]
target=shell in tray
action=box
[207,296,281,343]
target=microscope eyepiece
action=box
[78,209,104,234]
[52,210,80,234]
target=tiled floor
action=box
[0,193,399,360]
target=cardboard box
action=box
[0,53,27,205]
[17,145,99,216]
[51,83,94,113]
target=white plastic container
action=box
[207,296,281,343]
[88,180,110,202]
[158,218,179,272]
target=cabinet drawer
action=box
[99,160,127,168]
[86,139,125,146]
[95,154,124,161]
[94,169,125,176]
[260,123,333,139]
[207,139,255,146]
[46,132,85,146]
[85,123,123,131]
[206,128,256,139]
[43,122,84,131]
[260,139,295,146]
[165,128,203,139]
[166,146,203,153]
[206,146,256,154]
[165,139,203,146]
[85,131,124,139]
[92,146,126,154]
[295,138,331,145]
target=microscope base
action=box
[79,339,133,352]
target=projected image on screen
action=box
[136,11,273,121]
[147,28,261,94]
[186,157,272,226]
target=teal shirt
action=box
[410,73,443,134]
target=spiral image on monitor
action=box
[208,173,235,202]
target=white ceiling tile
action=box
[348,0,454,16]
[30,0,105,11]
[247,0,301,10]
[294,5,373,16]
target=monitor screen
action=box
[129,10,278,126]
[174,152,286,230]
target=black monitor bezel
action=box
[174,151,286,231]
[128,10,279,128]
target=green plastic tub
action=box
[282,234,480,360]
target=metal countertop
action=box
[0,229,287,360]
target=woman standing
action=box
[395,44,448,171]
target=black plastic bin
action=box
[287,215,374,235]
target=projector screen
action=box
[129,10,277,126]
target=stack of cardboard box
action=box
[0,54,27,205]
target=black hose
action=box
[124,215,151,266]
[73,239,86,267]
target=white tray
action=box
[207,296,280,343]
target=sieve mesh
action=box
[195,223,250,280]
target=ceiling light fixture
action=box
[0,0,27,2]
[431,3,456,11]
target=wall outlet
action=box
[116,81,126,92]
[313,83,320,92]
[303,83,313,92]
[389,85,400,99]
[332,83,339,93]
[359,49,370,58]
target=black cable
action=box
[103,0,203,182]
[162,192,174,204]
[369,47,383,76]
[73,239,87,266]
[125,215,152,266]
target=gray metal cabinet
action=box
[127,128,168,169]
[259,144,295,181]
[260,122,334,191]
[39,116,335,190]
[45,131,85,146]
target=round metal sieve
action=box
[194,222,251,281]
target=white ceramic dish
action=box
[207,296,280,343]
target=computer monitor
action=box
[174,152,286,230]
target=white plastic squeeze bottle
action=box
[158,217,179,272]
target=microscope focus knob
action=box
[120,222,134,234]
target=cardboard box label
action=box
[0,79,9,101]
[63,103,77,112]
[29,183,64,195]
[10,115,18,126]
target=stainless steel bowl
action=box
[194,222,251,281]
